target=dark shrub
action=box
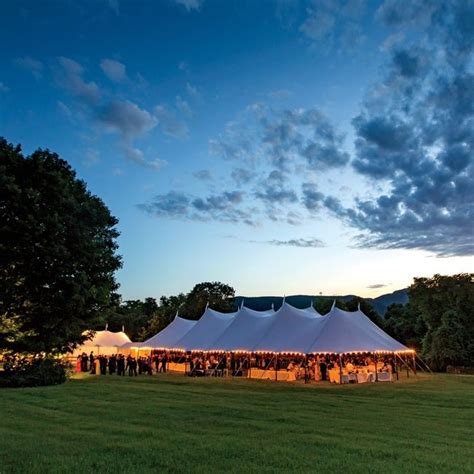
[0,356,67,388]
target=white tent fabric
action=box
[307,306,409,354]
[140,316,197,349]
[253,303,326,353]
[73,329,131,356]
[212,306,275,352]
[129,302,409,355]
[174,307,238,351]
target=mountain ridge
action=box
[235,289,408,317]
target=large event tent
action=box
[73,329,131,356]
[144,301,410,356]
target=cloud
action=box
[325,0,474,257]
[175,0,203,11]
[186,82,200,99]
[176,95,193,117]
[210,105,349,173]
[140,190,257,225]
[231,168,253,186]
[82,148,100,167]
[57,56,101,104]
[98,99,157,138]
[123,145,167,171]
[139,191,190,217]
[262,238,325,248]
[255,169,298,204]
[299,0,367,53]
[100,58,127,82]
[14,56,43,79]
[193,169,212,180]
[154,105,189,139]
[367,283,389,289]
[301,182,325,212]
[0,82,9,93]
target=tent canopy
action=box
[127,301,410,355]
[74,329,131,355]
[140,316,197,350]
[174,307,238,351]
[307,306,408,354]
[212,306,275,352]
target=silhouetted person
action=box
[89,352,96,374]
[100,355,108,375]
[108,355,117,375]
[161,353,168,373]
[117,355,125,376]
[81,353,88,372]
[127,357,138,376]
[320,361,327,381]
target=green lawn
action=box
[0,373,473,473]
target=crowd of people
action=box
[76,352,170,376]
[75,351,397,382]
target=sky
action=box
[1,0,473,301]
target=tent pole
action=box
[412,352,417,375]
[406,354,410,378]
[394,354,399,381]
[275,354,278,382]
[374,353,378,382]
[248,353,251,379]
[338,354,343,385]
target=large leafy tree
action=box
[181,281,235,319]
[0,138,122,354]
[409,274,474,370]
[384,303,426,350]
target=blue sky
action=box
[1,0,473,300]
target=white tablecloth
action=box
[249,369,296,382]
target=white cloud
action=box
[123,145,167,171]
[100,58,127,83]
[14,56,44,79]
[175,0,203,12]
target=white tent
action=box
[73,329,131,356]
[307,305,409,354]
[140,315,197,350]
[133,301,409,356]
[212,306,275,352]
[253,302,325,354]
[174,307,238,351]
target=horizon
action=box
[1,0,472,301]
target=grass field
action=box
[0,373,473,473]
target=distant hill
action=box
[235,289,408,317]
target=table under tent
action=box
[120,301,418,383]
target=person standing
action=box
[89,352,96,374]
[117,354,125,376]
[161,353,168,373]
[108,354,117,375]
[127,356,138,376]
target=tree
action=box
[181,282,235,319]
[143,293,187,340]
[313,297,348,315]
[0,138,122,354]
[384,303,425,349]
[409,273,473,370]
[345,297,384,328]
